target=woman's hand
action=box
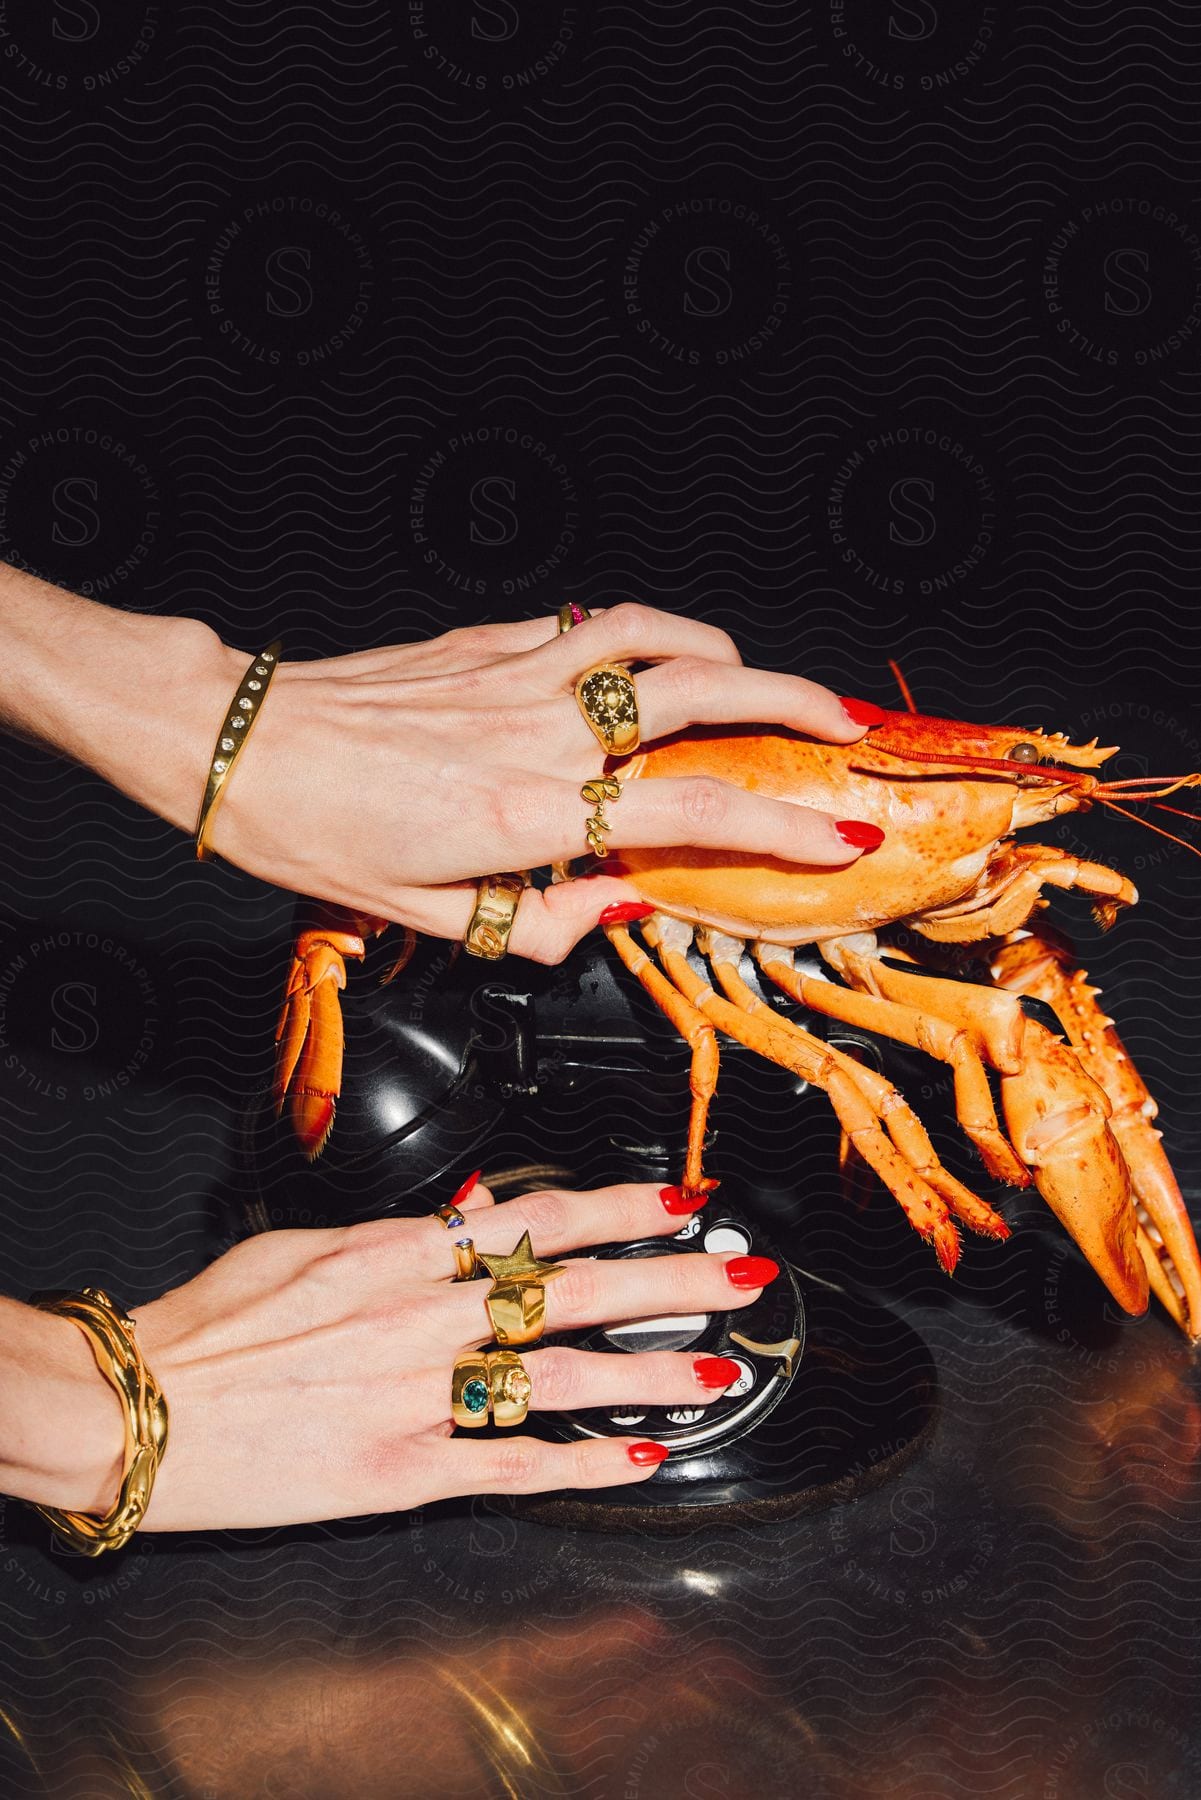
[206,605,883,960]
[0,569,884,962]
[94,1179,775,1531]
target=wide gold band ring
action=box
[575,662,640,756]
[488,1350,532,1428]
[450,1350,533,1429]
[463,870,529,962]
[451,1353,494,1428]
[557,601,592,633]
[479,1231,567,1348]
[434,1203,478,1281]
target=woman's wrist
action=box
[0,1297,126,1513]
[0,562,245,837]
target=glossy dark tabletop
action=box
[3,5,1201,1795]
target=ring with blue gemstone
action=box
[451,1352,494,1429]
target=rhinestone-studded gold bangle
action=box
[195,642,282,862]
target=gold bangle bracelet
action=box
[195,641,283,862]
[27,1287,168,1557]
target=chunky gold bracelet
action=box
[195,641,283,862]
[27,1287,168,1557]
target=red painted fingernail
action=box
[660,1185,711,1214]
[726,1255,779,1289]
[839,696,887,728]
[599,901,656,925]
[627,1441,670,1467]
[834,820,885,851]
[694,1355,741,1389]
[450,1169,482,1208]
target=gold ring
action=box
[435,1203,478,1281]
[451,1352,494,1428]
[557,602,592,633]
[479,1231,567,1348]
[575,661,640,756]
[488,1350,532,1428]
[580,774,622,859]
[463,870,529,962]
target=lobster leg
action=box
[699,932,1009,1245]
[992,924,1201,1340]
[826,935,1149,1319]
[603,920,720,1200]
[756,944,1029,1189]
[639,918,965,1273]
[915,847,1136,941]
[273,921,373,1159]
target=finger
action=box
[516,1346,741,1412]
[430,1434,671,1500]
[403,1346,738,1434]
[455,1249,779,1340]
[601,775,883,867]
[508,602,743,693]
[455,1177,495,1214]
[414,1180,707,1280]
[634,661,878,746]
[374,875,649,967]
[453,770,883,871]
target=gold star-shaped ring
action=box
[479,1232,567,1347]
[478,1231,566,1288]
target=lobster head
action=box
[860,708,1201,839]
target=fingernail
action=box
[835,820,885,852]
[839,696,886,728]
[450,1169,482,1208]
[726,1255,780,1289]
[694,1355,741,1389]
[599,902,656,925]
[627,1441,670,1467]
[660,1185,711,1215]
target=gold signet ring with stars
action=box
[574,662,640,756]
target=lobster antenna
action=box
[1094,795,1201,860]
[1094,775,1201,794]
[888,658,918,714]
[1148,800,1201,823]
[860,745,1072,781]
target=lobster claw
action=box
[997,1019,1148,1318]
[993,926,1201,1340]
[273,910,386,1159]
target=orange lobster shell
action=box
[273,706,1201,1339]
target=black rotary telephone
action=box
[237,921,936,1523]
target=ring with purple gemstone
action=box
[434,1202,479,1281]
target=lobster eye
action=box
[1006,742,1040,764]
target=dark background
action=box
[1,4,1201,1795]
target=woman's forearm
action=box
[0,1295,124,1511]
[0,562,242,835]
